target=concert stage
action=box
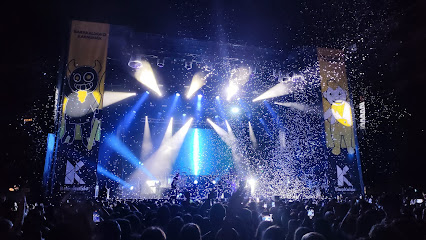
[43,20,364,201]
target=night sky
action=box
[1,0,425,196]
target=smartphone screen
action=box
[93,211,100,222]
[262,214,272,221]
[271,202,275,207]
[307,209,314,219]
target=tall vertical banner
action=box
[318,48,363,195]
[52,20,109,199]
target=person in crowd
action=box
[1,188,425,240]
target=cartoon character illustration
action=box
[60,60,103,150]
[322,79,355,155]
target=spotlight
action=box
[146,91,150,94]
[198,94,203,98]
[128,54,143,69]
[216,96,220,100]
[183,113,187,116]
[231,107,240,114]
[194,180,198,184]
[185,60,193,70]
[212,180,216,184]
[176,93,180,96]
[130,186,134,190]
[157,58,165,68]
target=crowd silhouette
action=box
[0,186,425,240]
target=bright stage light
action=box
[226,83,239,101]
[103,91,137,107]
[274,101,311,112]
[226,67,251,101]
[216,96,220,100]
[161,118,173,145]
[194,180,198,184]
[248,121,258,149]
[130,186,134,190]
[247,178,256,195]
[193,128,200,175]
[253,75,304,102]
[186,72,208,99]
[231,107,240,114]
[176,93,180,96]
[198,94,203,98]
[135,60,162,96]
[212,180,216,184]
[141,118,194,180]
[128,54,143,69]
[141,116,153,159]
[183,113,187,116]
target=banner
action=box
[318,48,363,195]
[52,20,110,199]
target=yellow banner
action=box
[60,21,109,150]
[318,48,355,156]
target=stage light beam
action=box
[142,118,194,179]
[226,67,251,101]
[103,91,137,108]
[135,60,162,96]
[252,75,305,102]
[193,128,200,175]
[141,116,153,159]
[248,121,258,149]
[97,165,133,189]
[186,72,208,99]
[161,118,174,145]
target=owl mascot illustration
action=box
[322,78,355,155]
[60,59,103,150]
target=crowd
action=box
[0,186,425,240]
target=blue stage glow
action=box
[118,92,149,133]
[166,94,181,119]
[97,165,133,189]
[105,134,156,180]
[264,100,283,128]
[215,96,227,120]
[43,133,55,189]
[193,128,200,175]
[231,107,240,114]
[239,98,252,119]
[259,118,273,138]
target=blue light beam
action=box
[117,92,149,133]
[193,128,200,175]
[97,165,134,189]
[106,134,156,180]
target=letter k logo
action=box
[65,160,85,184]
[337,165,353,187]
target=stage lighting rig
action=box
[157,57,165,67]
[128,54,143,69]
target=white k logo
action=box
[337,165,353,187]
[65,160,85,184]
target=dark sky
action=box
[1,0,425,194]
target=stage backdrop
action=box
[50,20,109,199]
[318,48,364,195]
